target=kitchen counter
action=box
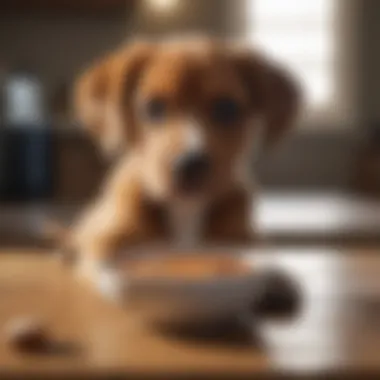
[0,193,379,247]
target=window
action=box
[247,0,339,119]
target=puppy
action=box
[70,37,301,284]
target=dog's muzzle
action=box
[173,151,210,194]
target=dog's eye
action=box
[143,97,167,123]
[210,98,241,126]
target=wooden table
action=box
[0,249,379,378]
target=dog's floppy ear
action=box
[73,42,152,158]
[233,49,302,148]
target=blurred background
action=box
[0,0,379,245]
[0,1,380,376]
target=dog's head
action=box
[74,38,301,202]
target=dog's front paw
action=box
[76,257,126,302]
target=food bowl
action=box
[97,251,275,326]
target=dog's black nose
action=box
[174,152,210,192]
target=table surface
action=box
[0,248,380,378]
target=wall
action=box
[134,0,233,38]
[0,0,378,194]
[359,0,380,124]
[0,12,128,101]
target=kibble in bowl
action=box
[99,251,261,326]
[127,254,253,279]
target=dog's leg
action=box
[71,194,164,294]
[205,188,256,246]
[71,199,131,286]
[75,230,138,292]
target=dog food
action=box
[5,317,50,353]
[128,255,252,279]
